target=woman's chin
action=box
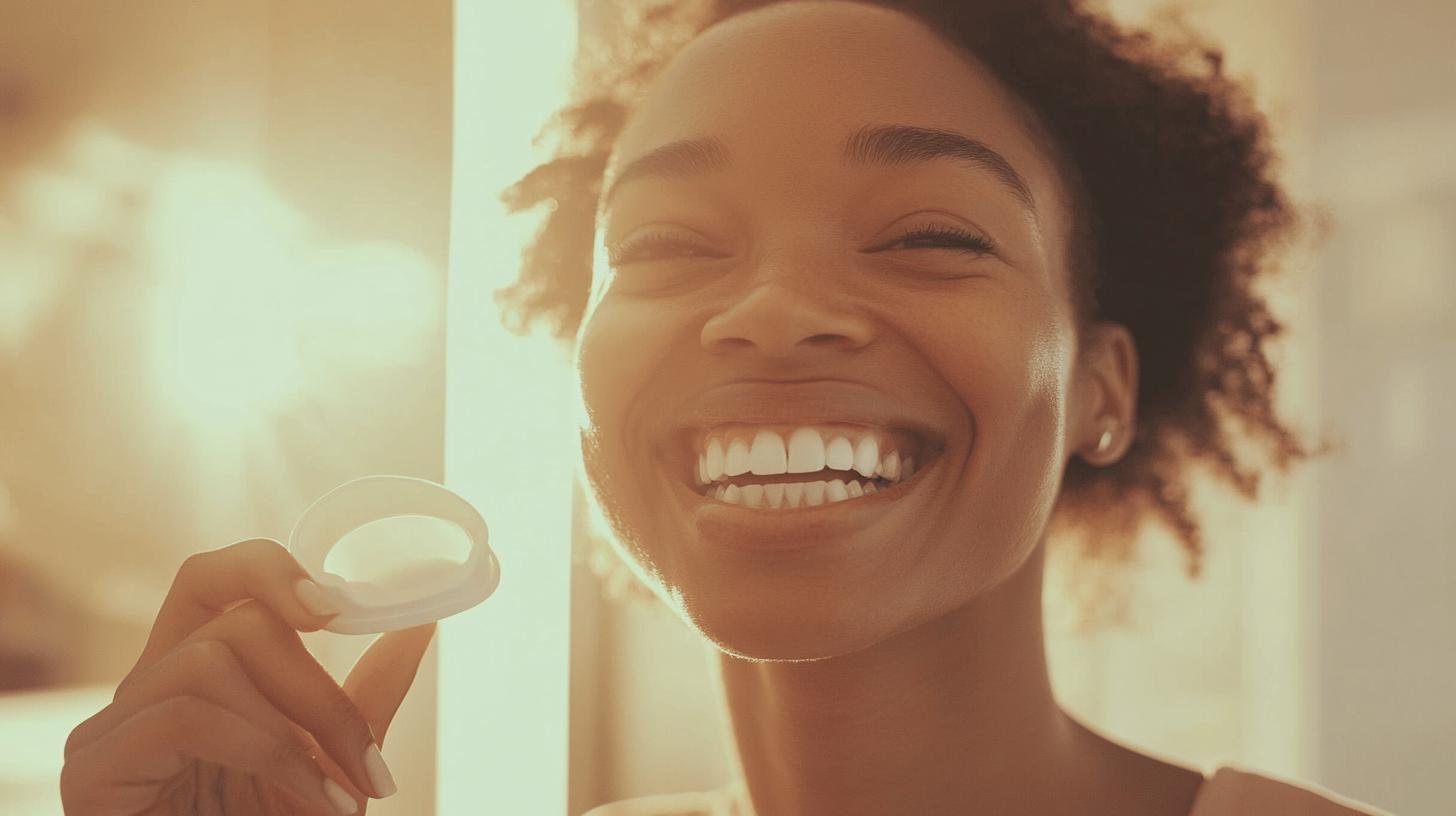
[673,588,891,662]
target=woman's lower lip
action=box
[667,460,933,552]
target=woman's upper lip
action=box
[670,379,947,445]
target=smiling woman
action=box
[491,1,1381,815]
[503,0,1310,592]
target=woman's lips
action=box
[643,378,954,549]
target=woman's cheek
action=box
[979,310,1075,548]
[928,295,1072,539]
[574,296,678,554]
[576,298,649,436]
[575,303,642,497]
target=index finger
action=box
[125,538,340,684]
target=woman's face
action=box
[575,1,1107,660]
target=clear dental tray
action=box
[288,475,500,634]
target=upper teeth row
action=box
[695,426,910,484]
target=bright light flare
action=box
[145,161,308,427]
[139,157,440,433]
[143,159,308,428]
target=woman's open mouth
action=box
[680,423,934,510]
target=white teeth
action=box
[786,427,826,473]
[764,482,785,509]
[740,484,765,509]
[700,426,925,486]
[878,450,901,481]
[749,430,788,475]
[705,471,912,507]
[697,426,931,508]
[706,439,726,481]
[825,479,849,503]
[853,436,879,478]
[783,482,805,508]
[803,481,826,506]
[825,436,854,470]
[724,438,751,477]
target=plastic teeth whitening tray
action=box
[288,475,500,634]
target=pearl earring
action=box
[1094,423,1116,454]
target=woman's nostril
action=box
[703,332,864,356]
[699,284,876,354]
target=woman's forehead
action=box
[610,2,1062,214]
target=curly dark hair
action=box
[496,0,1313,610]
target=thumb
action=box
[343,622,436,744]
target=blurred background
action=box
[0,1,1451,815]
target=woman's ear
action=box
[1074,322,1139,466]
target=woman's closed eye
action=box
[607,228,724,266]
[608,224,997,267]
[872,224,997,257]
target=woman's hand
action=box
[60,538,435,815]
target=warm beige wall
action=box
[0,0,272,163]
[263,1,454,270]
[1305,3,1456,814]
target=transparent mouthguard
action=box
[288,475,500,634]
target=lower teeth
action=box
[704,476,896,509]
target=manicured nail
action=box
[362,743,397,798]
[322,777,358,815]
[294,578,339,616]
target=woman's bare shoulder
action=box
[581,767,1396,816]
[1191,765,1396,816]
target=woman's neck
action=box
[714,542,1102,816]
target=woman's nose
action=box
[700,280,874,358]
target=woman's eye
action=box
[606,224,995,269]
[879,225,996,256]
[607,230,717,266]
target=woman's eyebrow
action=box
[602,137,730,207]
[602,124,1036,217]
[843,124,1037,216]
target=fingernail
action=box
[322,777,358,815]
[294,578,339,616]
[362,743,397,798]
